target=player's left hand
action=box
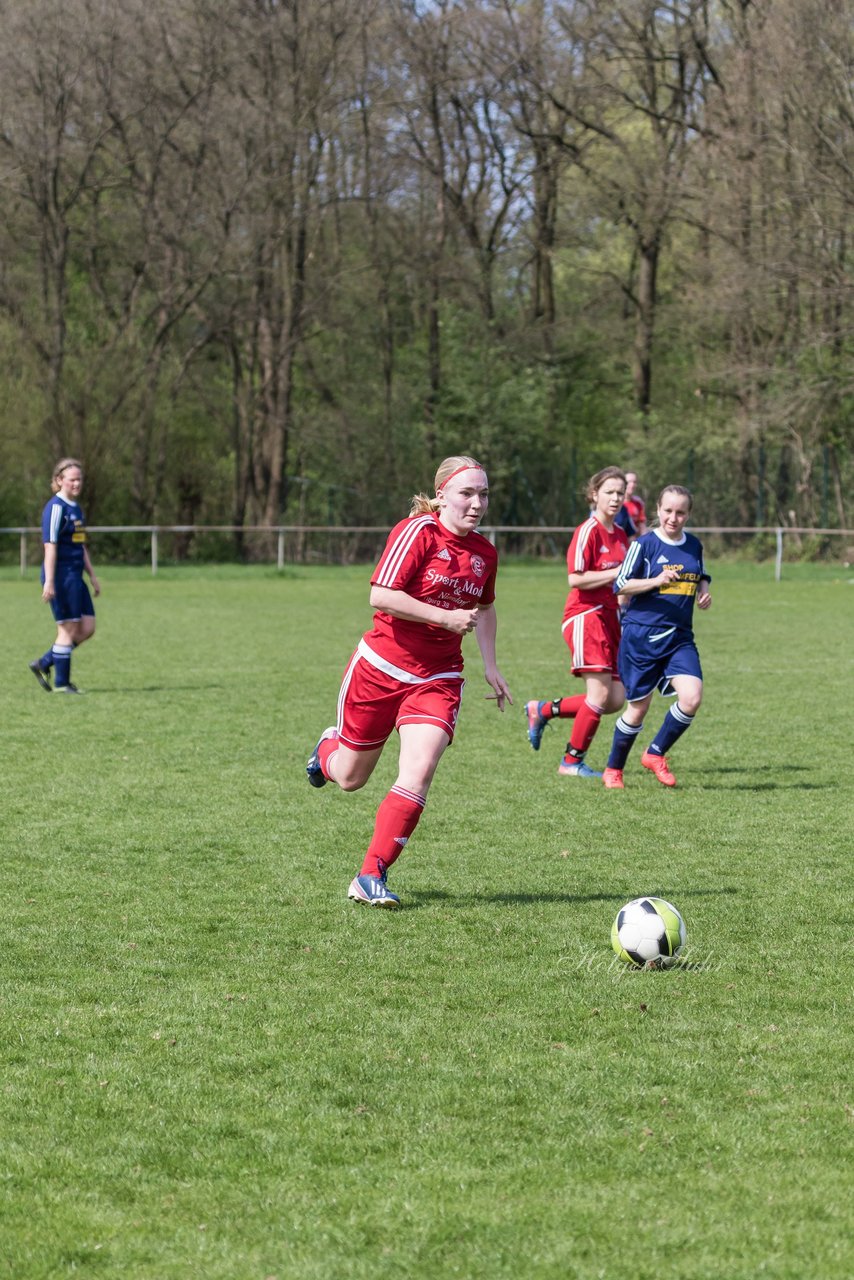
[484,669,513,712]
[697,590,711,610]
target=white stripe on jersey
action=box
[571,517,599,574]
[357,638,463,685]
[373,515,436,588]
[615,538,644,591]
[49,501,65,543]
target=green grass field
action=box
[2,560,852,1279]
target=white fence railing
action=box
[2,524,852,581]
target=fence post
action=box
[20,532,27,576]
[277,528,284,571]
[775,527,783,582]
[152,529,158,575]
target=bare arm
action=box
[369,585,478,635]
[42,543,57,601]
[617,566,681,597]
[568,566,622,592]
[474,604,513,712]
[83,546,100,596]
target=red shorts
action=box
[561,606,621,677]
[336,649,463,750]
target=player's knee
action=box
[336,769,371,793]
[678,692,702,716]
[337,778,362,793]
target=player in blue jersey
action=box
[29,458,100,694]
[602,485,711,788]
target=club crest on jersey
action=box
[470,554,486,578]
[436,547,451,561]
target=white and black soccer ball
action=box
[611,897,687,969]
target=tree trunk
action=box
[633,235,659,415]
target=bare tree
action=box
[0,0,233,518]
[208,0,362,534]
[0,1,114,491]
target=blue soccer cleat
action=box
[306,726,338,788]
[347,874,401,909]
[525,699,548,751]
[557,758,602,779]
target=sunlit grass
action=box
[1,561,852,1279]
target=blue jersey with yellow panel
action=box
[41,495,87,572]
[615,529,709,632]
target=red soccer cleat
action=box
[641,751,677,787]
[602,767,624,789]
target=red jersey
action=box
[625,495,646,530]
[363,514,498,679]
[563,516,629,622]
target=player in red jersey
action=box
[623,471,647,535]
[524,467,630,777]
[306,455,513,908]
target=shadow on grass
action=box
[410,885,739,908]
[704,765,805,773]
[84,684,225,694]
[688,764,832,790]
[699,780,831,791]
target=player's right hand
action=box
[445,607,479,634]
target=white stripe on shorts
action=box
[357,638,463,686]
[560,604,602,635]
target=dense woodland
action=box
[0,0,851,540]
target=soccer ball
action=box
[611,897,687,969]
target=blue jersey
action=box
[615,529,709,632]
[42,495,87,571]
[614,505,637,538]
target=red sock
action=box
[317,734,339,779]
[567,699,604,755]
[543,695,585,720]
[360,785,426,878]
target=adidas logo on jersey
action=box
[657,554,669,564]
[600,545,609,554]
[436,548,451,561]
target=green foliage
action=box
[2,561,852,1277]
[0,0,849,531]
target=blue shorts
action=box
[47,567,94,624]
[618,623,702,701]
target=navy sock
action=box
[42,640,78,670]
[52,644,72,688]
[607,716,644,769]
[648,704,694,756]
